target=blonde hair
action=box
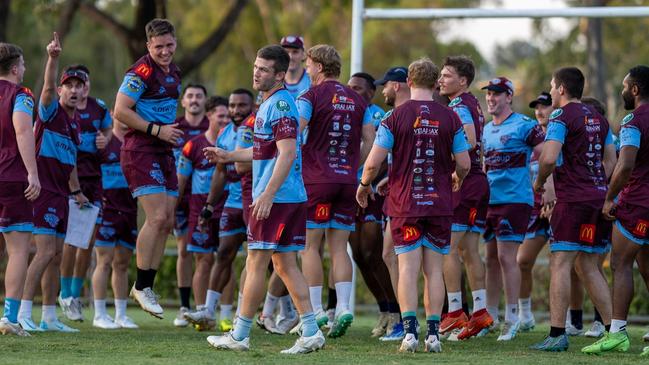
[408,58,439,89]
[306,44,341,78]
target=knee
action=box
[382,248,395,265]
[518,256,534,273]
[148,211,172,232]
[112,257,129,272]
[216,246,238,265]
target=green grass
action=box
[3,309,648,364]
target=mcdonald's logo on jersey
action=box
[633,219,649,237]
[314,203,331,221]
[134,63,152,79]
[402,225,421,242]
[468,208,478,226]
[579,224,596,244]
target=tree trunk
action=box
[585,0,607,105]
[0,0,9,42]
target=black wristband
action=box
[200,206,213,220]
[70,190,82,196]
[146,123,154,135]
[155,124,162,137]
[359,180,370,187]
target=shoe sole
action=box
[131,288,164,319]
[328,315,353,338]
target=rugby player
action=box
[298,44,375,337]
[437,56,493,340]
[114,19,182,319]
[172,83,210,326]
[582,65,649,356]
[0,42,39,336]
[373,66,411,341]
[358,57,470,352]
[59,64,112,322]
[347,71,398,337]
[18,32,86,332]
[204,44,325,354]
[481,77,545,341]
[531,67,616,351]
[91,120,138,329]
[281,35,310,99]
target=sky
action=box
[444,0,572,61]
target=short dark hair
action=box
[553,67,585,99]
[443,55,475,86]
[257,45,290,74]
[205,95,228,112]
[581,96,607,116]
[183,83,207,97]
[231,88,254,100]
[351,72,376,90]
[145,18,175,40]
[628,65,649,99]
[0,43,23,75]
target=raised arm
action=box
[41,32,61,107]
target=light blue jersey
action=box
[216,122,243,209]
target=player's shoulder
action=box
[549,107,565,121]
[17,85,34,98]
[128,55,155,80]
[242,113,256,128]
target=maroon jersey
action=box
[375,100,468,217]
[34,100,81,195]
[99,137,137,214]
[76,97,112,178]
[448,92,485,175]
[618,103,649,207]
[545,102,612,203]
[299,80,369,185]
[173,115,209,159]
[0,80,34,183]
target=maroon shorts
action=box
[390,216,451,255]
[121,150,178,198]
[452,172,489,233]
[80,176,103,224]
[357,194,384,224]
[550,200,611,254]
[484,203,533,243]
[219,207,246,238]
[94,208,137,250]
[525,210,550,240]
[33,189,68,238]
[174,194,190,236]
[247,202,306,252]
[614,199,649,245]
[187,217,220,254]
[306,183,357,231]
[0,181,33,233]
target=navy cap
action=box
[374,67,408,86]
[529,91,552,108]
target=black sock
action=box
[550,326,566,337]
[135,268,148,290]
[605,324,611,332]
[570,309,583,329]
[179,287,191,308]
[147,269,158,289]
[327,287,337,311]
[427,318,440,337]
[378,300,389,312]
[403,315,418,339]
[594,309,603,323]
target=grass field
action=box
[2,309,649,364]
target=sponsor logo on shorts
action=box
[402,225,421,242]
[468,207,477,226]
[99,226,116,239]
[275,223,285,242]
[314,203,331,221]
[579,224,596,244]
[633,219,649,237]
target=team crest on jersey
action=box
[550,108,563,120]
[108,152,117,161]
[149,165,165,184]
[134,63,152,79]
[126,76,145,93]
[276,100,290,112]
[621,113,634,125]
[500,135,512,145]
[241,129,253,143]
[449,97,462,107]
[23,96,34,111]
[44,213,59,228]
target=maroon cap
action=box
[280,35,304,49]
[60,69,88,86]
[481,77,514,95]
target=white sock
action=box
[565,309,571,326]
[235,291,243,318]
[447,291,462,312]
[518,297,532,321]
[334,282,352,315]
[309,286,323,313]
[42,305,57,322]
[505,303,518,323]
[196,304,205,311]
[94,299,107,318]
[487,306,499,322]
[610,319,627,333]
[114,299,128,319]
[205,290,221,316]
[220,304,232,321]
[279,295,296,319]
[261,293,279,318]
[472,289,486,312]
[18,300,33,320]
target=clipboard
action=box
[64,199,100,249]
